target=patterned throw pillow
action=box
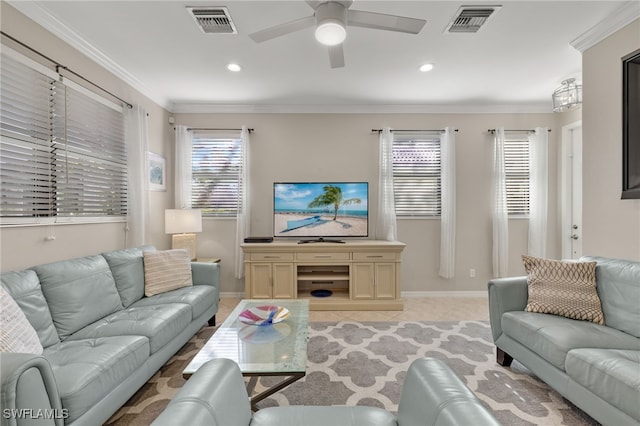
[143,249,193,297]
[0,286,44,354]
[522,255,604,324]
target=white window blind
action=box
[504,136,530,215]
[0,50,127,222]
[392,134,441,216]
[191,134,242,217]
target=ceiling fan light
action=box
[419,63,434,72]
[315,20,346,46]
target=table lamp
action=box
[165,209,202,260]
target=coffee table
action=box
[183,299,309,410]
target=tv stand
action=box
[241,240,405,311]
[298,237,345,244]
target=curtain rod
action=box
[1,31,133,109]
[488,128,551,134]
[371,128,458,133]
[187,127,254,133]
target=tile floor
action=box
[216,296,490,323]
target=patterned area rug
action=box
[106,321,599,426]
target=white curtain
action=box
[439,127,456,279]
[174,125,192,209]
[492,128,509,278]
[528,127,549,257]
[235,126,251,279]
[375,127,397,241]
[124,105,149,248]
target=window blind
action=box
[191,135,242,217]
[392,135,441,216]
[504,136,530,215]
[0,50,127,222]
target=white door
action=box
[561,122,583,259]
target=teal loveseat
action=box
[0,246,219,426]
[488,256,640,426]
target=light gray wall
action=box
[582,18,640,260]
[175,113,561,294]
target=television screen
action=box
[274,182,368,239]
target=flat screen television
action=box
[274,182,368,241]
[622,47,640,199]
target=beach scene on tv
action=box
[274,183,368,238]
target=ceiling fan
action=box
[249,0,426,69]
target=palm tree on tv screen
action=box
[308,185,361,221]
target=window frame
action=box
[503,134,530,217]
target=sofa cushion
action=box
[131,285,217,321]
[102,246,149,308]
[251,406,396,426]
[44,335,149,424]
[66,303,192,354]
[501,311,640,371]
[0,286,43,354]
[0,270,59,348]
[581,256,640,338]
[522,255,604,324]
[566,348,640,421]
[143,249,193,297]
[33,255,123,340]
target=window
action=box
[0,50,126,223]
[504,135,530,215]
[392,133,441,216]
[191,133,242,217]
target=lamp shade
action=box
[165,209,202,234]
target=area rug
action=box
[105,321,599,426]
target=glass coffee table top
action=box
[183,299,309,376]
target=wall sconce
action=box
[165,209,202,260]
[552,78,582,112]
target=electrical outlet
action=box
[469,268,476,278]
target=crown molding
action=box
[571,1,640,53]
[170,102,552,114]
[8,1,171,110]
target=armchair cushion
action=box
[522,255,604,324]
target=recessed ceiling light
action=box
[227,63,242,72]
[419,63,434,72]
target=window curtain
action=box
[124,105,149,247]
[174,125,193,209]
[528,127,549,257]
[439,127,456,278]
[375,127,397,241]
[235,126,251,279]
[492,128,509,278]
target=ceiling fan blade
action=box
[328,44,345,69]
[347,10,426,34]
[249,16,315,43]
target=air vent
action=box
[187,7,237,34]
[445,5,501,33]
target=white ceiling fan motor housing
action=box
[315,2,348,46]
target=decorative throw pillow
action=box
[0,286,44,354]
[522,255,604,324]
[143,249,193,297]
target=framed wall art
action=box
[148,152,166,191]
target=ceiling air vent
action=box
[445,5,501,33]
[187,7,237,34]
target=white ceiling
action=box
[9,1,639,113]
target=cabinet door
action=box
[272,263,295,299]
[352,263,374,299]
[250,263,272,298]
[374,263,396,299]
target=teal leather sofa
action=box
[151,357,502,426]
[0,246,220,426]
[488,256,640,426]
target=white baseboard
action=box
[220,291,245,299]
[401,291,487,298]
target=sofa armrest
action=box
[151,358,251,426]
[397,358,501,426]
[0,353,65,426]
[487,276,528,343]
[191,262,220,289]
